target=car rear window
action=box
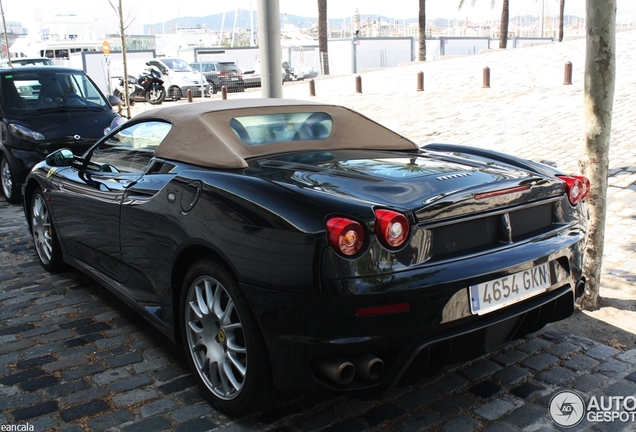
[229,112,333,146]
[218,63,240,73]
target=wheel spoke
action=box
[195,283,209,315]
[188,300,203,320]
[226,334,246,354]
[221,300,235,326]
[226,352,246,377]
[217,361,231,395]
[212,281,224,320]
[223,359,242,391]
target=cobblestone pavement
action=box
[2,31,636,431]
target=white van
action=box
[146,58,209,100]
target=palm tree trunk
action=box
[499,0,509,49]
[418,0,426,61]
[318,0,329,75]
[578,0,616,310]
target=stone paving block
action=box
[594,361,627,377]
[501,403,546,429]
[34,329,74,343]
[0,368,43,385]
[432,375,468,394]
[517,338,551,354]
[27,416,58,432]
[441,415,481,432]
[461,360,503,381]
[61,363,106,381]
[510,381,546,399]
[394,388,440,410]
[572,374,605,393]
[562,354,600,371]
[23,342,64,358]
[140,398,180,418]
[585,345,621,360]
[321,419,368,432]
[604,379,636,397]
[109,374,154,393]
[170,403,214,422]
[158,375,196,395]
[537,366,577,385]
[474,398,516,421]
[395,411,442,432]
[469,380,503,399]
[2,393,42,410]
[361,404,405,428]
[122,415,172,432]
[173,417,218,432]
[546,341,583,359]
[616,349,636,363]
[153,363,191,382]
[296,411,339,432]
[63,333,104,348]
[94,334,132,350]
[494,366,531,385]
[41,355,89,372]
[12,401,58,421]
[522,353,560,371]
[105,352,144,368]
[113,388,159,407]
[88,409,134,432]
[19,375,59,392]
[63,387,110,405]
[493,349,528,366]
[0,339,34,355]
[44,380,92,398]
[16,355,56,370]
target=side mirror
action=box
[46,149,78,167]
[108,94,122,107]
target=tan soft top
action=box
[135,98,418,169]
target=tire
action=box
[180,259,277,416]
[145,86,166,104]
[0,154,20,203]
[169,86,181,101]
[30,189,64,272]
[211,85,218,95]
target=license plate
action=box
[469,262,551,315]
[231,77,238,81]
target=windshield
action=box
[0,70,111,115]
[161,58,193,72]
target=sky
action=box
[0,0,632,36]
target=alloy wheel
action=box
[184,275,247,400]
[1,157,13,200]
[31,193,54,265]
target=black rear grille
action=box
[428,202,554,259]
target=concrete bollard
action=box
[564,61,573,85]
[221,86,227,100]
[355,75,362,94]
[187,89,193,102]
[482,67,491,88]
[417,71,424,92]
[309,79,316,97]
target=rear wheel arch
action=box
[171,244,237,343]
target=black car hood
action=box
[250,149,561,212]
[16,109,116,142]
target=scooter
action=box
[115,64,166,105]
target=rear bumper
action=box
[240,227,585,394]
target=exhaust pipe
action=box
[351,353,384,381]
[575,279,586,298]
[316,357,355,385]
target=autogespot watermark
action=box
[549,390,636,428]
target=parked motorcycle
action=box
[114,64,166,105]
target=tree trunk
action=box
[559,0,566,42]
[578,0,616,310]
[317,0,329,75]
[418,0,426,61]
[499,0,509,49]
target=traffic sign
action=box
[102,40,111,54]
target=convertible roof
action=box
[136,98,418,169]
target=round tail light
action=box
[326,217,364,256]
[557,175,591,206]
[375,209,410,249]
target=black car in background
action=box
[0,66,123,202]
[22,99,589,416]
[190,61,245,94]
